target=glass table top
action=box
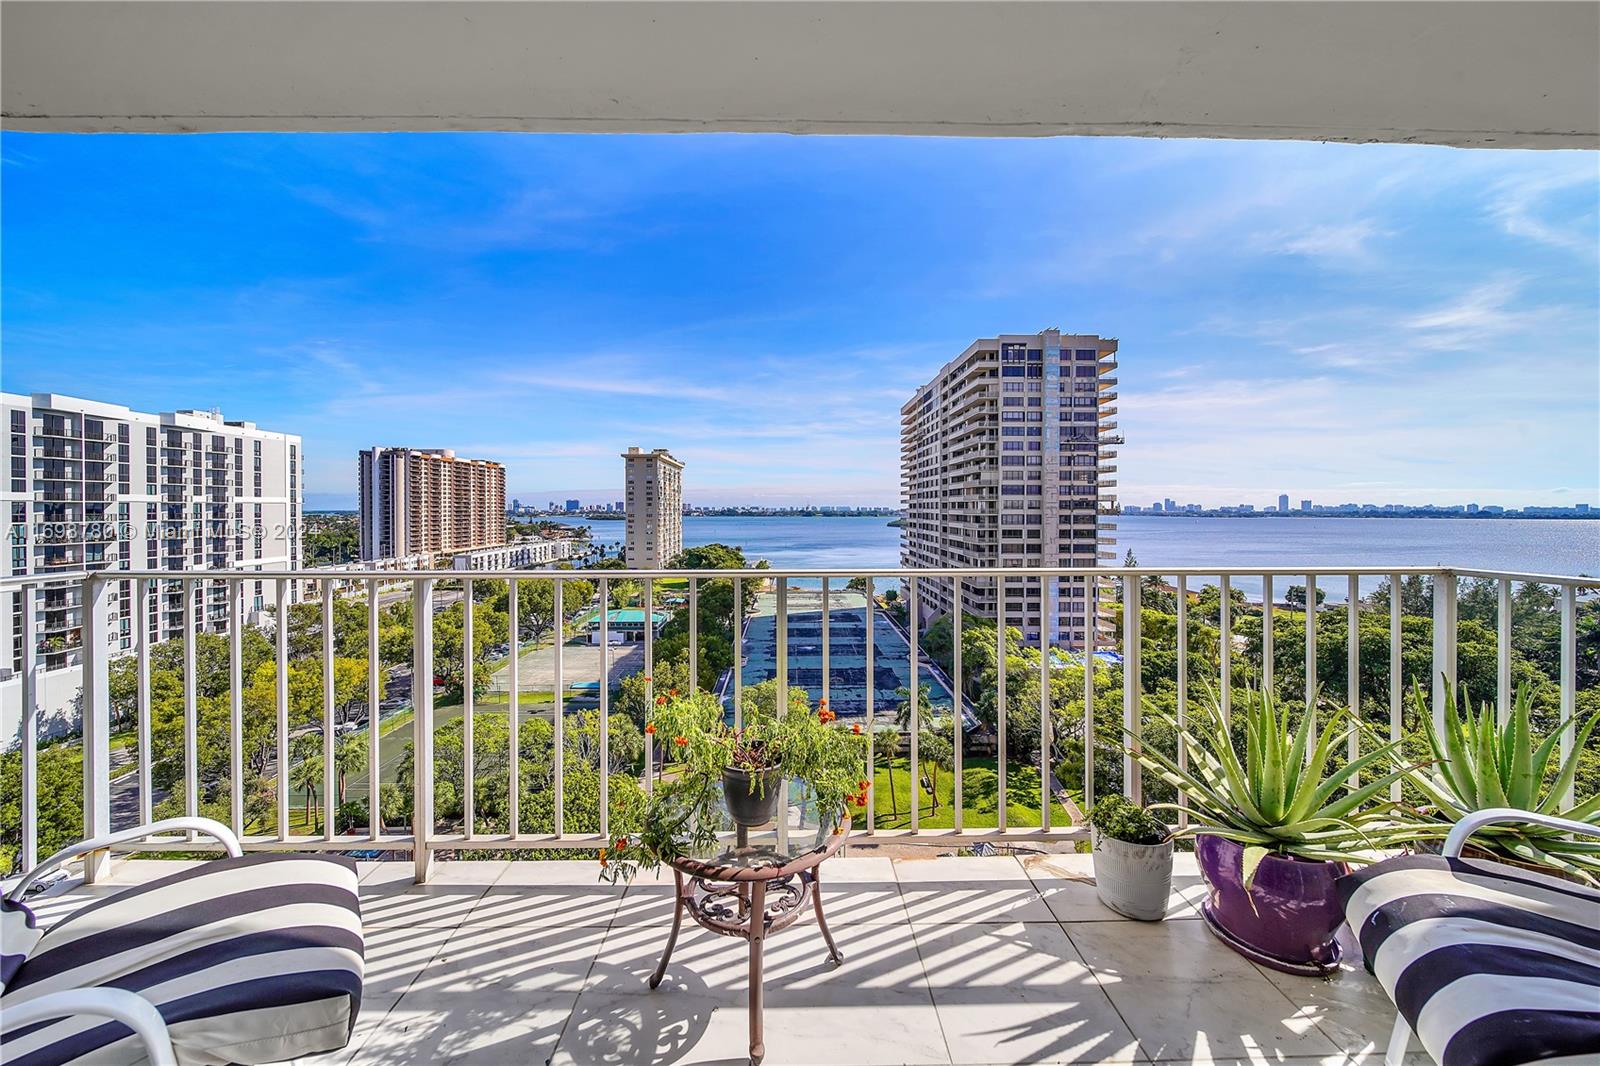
[675,786,846,871]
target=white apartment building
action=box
[451,538,573,571]
[621,447,684,568]
[899,330,1119,647]
[3,393,301,738]
[358,447,505,563]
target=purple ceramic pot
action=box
[1194,835,1347,977]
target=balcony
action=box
[19,850,1408,1066]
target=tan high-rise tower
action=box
[358,447,505,563]
[622,447,684,568]
[899,330,1119,648]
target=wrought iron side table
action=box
[649,816,851,1066]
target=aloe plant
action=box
[1131,687,1424,888]
[1409,683,1600,883]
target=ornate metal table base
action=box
[648,826,848,1066]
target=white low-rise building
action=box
[450,538,573,571]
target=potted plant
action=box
[600,689,869,882]
[1129,687,1422,976]
[1406,682,1599,883]
[1088,794,1173,921]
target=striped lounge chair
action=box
[1339,808,1600,1066]
[2,818,364,1066]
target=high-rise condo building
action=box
[1278,493,1290,513]
[358,447,505,563]
[2,394,302,734]
[622,447,684,568]
[900,330,1119,648]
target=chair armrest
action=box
[1,987,177,1066]
[6,817,242,901]
[1443,807,1599,858]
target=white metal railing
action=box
[2,564,1594,882]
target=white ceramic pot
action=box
[1092,831,1174,921]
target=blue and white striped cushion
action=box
[2,897,44,994]
[1339,854,1600,1066]
[0,853,363,1066]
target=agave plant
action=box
[1131,687,1424,888]
[1409,683,1600,883]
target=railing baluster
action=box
[1084,573,1097,819]
[1431,570,1457,733]
[412,577,435,882]
[952,578,964,833]
[1346,574,1360,786]
[228,578,244,837]
[275,578,290,840]
[1039,575,1050,831]
[1121,574,1142,804]
[1261,574,1274,697]
[908,577,919,834]
[1389,570,1403,802]
[644,577,654,795]
[733,576,744,727]
[20,582,39,872]
[688,577,698,694]
[136,579,152,827]
[1219,574,1232,724]
[322,582,335,841]
[1497,578,1512,725]
[821,576,830,708]
[370,577,382,839]
[183,577,197,832]
[461,578,473,839]
[1304,572,1317,717]
[82,576,112,882]
[554,578,565,837]
[1559,583,1577,807]
[776,576,789,849]
[996,577,1007,831]
[599,577,610,842]
[864,576,875,833]
[508,578,520,835]
[1175,575,1187,827]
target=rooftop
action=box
[28,854,1399,1066]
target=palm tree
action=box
[891,683,936,733]
[334,734,367,804]
[879,725,902,821]
[918,727,954,813]
[290,749,324,832]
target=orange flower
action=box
[852,723,862,735]
[669,689,679,697]
[599,848,609,867]
[655,695,667,706]
[819,698,829,707]
[858,779,870,790]
[615,837,628,850]
[645,723,656,735]
[642,676,653,683]
[675,735,688,747]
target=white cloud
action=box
[1486,167,1600,257]
[1259,219,1387,262]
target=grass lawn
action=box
[849,756,1070,829]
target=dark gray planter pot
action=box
[723,766,782,827]
[1092,831,1175,921]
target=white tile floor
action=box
[31,853,1410,1066]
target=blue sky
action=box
[2,133,1596,509]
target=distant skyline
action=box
[4,133,1596,507]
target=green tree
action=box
[917,727,953,812]
[878,725,902,819]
